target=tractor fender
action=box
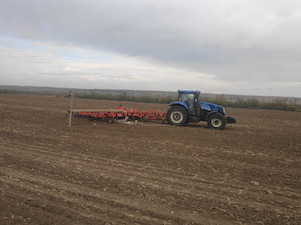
[169,101,189,111]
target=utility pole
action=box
[68,92,73,127]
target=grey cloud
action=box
[0,0,301,95]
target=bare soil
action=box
[0,93,300,225]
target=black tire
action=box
[167,106,188,126]
[208,113,226,130]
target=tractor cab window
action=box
[179,93,195,112]
[179,93,195,102]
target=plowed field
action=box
[0,93,300,225]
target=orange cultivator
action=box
[73,106,166,122]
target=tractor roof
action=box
[178,90,198,94]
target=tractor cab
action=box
[177,90,201,119]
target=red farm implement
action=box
[72,106,166,123]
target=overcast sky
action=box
[0,0,300,97]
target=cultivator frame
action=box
[72,106,166,122]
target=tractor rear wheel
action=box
[208,113,226,130]
[167,106,188,126]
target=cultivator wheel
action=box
[108,118,115,123]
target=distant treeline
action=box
[207,95,301,111]
[70,92,176,104]
[0,89,46,95]
[1,88,300,111]
[69,92,301,112]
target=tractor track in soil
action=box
[0,93,300,225]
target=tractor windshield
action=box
[179,93,195,112]
[179,93,195,102]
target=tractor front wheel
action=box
[208,113,226,130]
[167,106,188,126]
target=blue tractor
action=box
[167,90,236,130]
